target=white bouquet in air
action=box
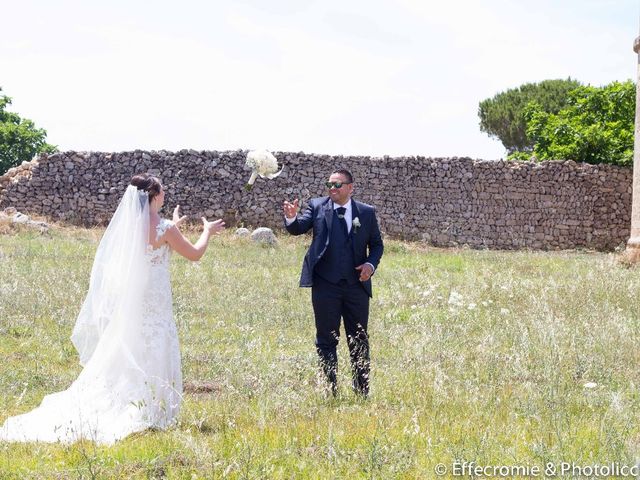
[244,149,283,190]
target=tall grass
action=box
[1,224,640,478]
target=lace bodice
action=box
[146,219,173,266]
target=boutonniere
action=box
[352,217,361,233]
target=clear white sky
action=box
[2,0,638,160]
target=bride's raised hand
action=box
[202,217,225,235]
[172,205,188,227]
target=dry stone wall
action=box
[0,150,632,250]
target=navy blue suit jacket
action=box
[285,197,384,297]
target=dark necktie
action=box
[336,207,348,235]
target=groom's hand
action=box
[283,198,299,219]
[355,264,374,282]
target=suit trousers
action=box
[311,275,370,395]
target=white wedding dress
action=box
[0,187,182,445]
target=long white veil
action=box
[0,184,180,445]
[71,185,150,366]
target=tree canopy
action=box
[478,78,582,153]
[0,88,57,174]
[524,80,635,166]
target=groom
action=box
[283,169,384,397]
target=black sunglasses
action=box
[325,181,352,189]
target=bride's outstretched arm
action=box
[164,217,225,261]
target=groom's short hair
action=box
[333,169,353,183]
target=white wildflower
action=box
[584,382,597,389]
[448,291,464,307]
[610,392,623,412]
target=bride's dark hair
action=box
[130,174,162,203]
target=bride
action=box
[0,174,225,444]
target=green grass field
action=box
[1,223,640,479]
